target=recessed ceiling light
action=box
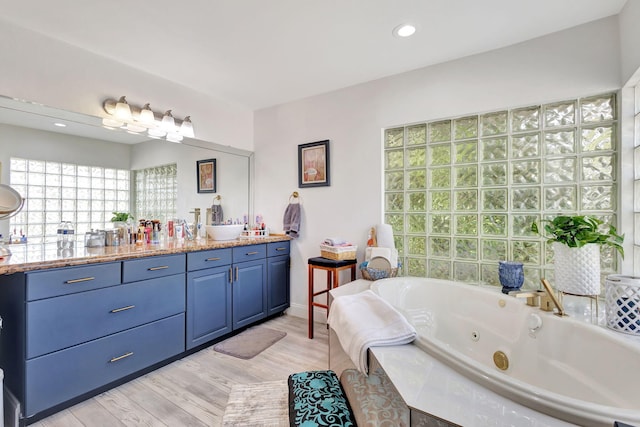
[393,23,416,38]
[53,122,67,127]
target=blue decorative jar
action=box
[498,261,524,294]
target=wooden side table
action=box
[308,257,357,339]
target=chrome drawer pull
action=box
[110,352,133,363]
[110,305,135,313]
[206,257,221,261]
[148,265,169,271]
[229,267,233,283]
[276,247,287,251]
[65,277,95,284]
[246,251,259,255]
[235,266,239,281]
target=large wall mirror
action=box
[0,95,253,242]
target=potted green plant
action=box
[532,215,624,295]
[110,212,133,223]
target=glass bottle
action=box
[57,221,75,249]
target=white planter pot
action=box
[553,242,601,295]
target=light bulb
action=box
[126,123,147,133]
[138,103,155,127]
[161,110,176,132]
[102,117,124,128]
[114,96,133,121]
[148,127,167,138]
[166,132,183,143]
[179,116,195,138]
[393,24,416,38]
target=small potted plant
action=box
[532,215,624,295]
[111,212,133,223]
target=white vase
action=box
[552,242,601,295]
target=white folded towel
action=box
[327,290,416,374]
[324,237,347,246]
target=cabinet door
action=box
[267,254,290,315]
[186,266,232,350]
[232,259,267,329]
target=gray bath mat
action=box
[213,326,287,359]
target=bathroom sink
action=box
[206,224,243,241]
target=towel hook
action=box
[289,191,301,204]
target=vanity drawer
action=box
[27,274,185,359]
[187,248,232,271]
[267,241,290,257]
[232,244,266,263]
[26,262,121,301]
[122,254,185,283]
[25,313,185,417]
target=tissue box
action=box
[320,244,357,260]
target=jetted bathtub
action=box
[370,277,640,427]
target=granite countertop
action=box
[0,235,292,275]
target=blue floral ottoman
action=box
[288,370,356,426]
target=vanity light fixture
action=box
[102,96,194,142]
[180,116,195,138]
[393,23,416,38]
[161,110,176,132]
[114,96,133,121]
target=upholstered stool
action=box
[308,257,357,339]
[288,370,355,426]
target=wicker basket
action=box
[360,266,398,281]
[320,244,357,260]
[605,274,640,335]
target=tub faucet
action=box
[539,278,566,317]
[509,279,566,317]
[508,289,545,307]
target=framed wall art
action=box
[298,140,330,188]
[197,158,217,193]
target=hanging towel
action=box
[212,205,224,225]
[283,203,301,239]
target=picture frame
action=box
[196,158,217,193]
[298,140,330,188]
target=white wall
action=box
[619,0,640,85]
[0,19,254,151]
[253,17,623,319]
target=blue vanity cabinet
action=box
[186,249,233,349]
[267,241,290,315]
[0,239,290,423]
[20,254,186,418]
[232,244,268,329]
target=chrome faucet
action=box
[509,279,566,317]
[190,208,201,227]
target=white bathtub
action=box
[370,277,640,427]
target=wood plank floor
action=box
[31,315,328,427]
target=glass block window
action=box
[134,164,177,223]
[9,158,130,244]
[384,93,618,290]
